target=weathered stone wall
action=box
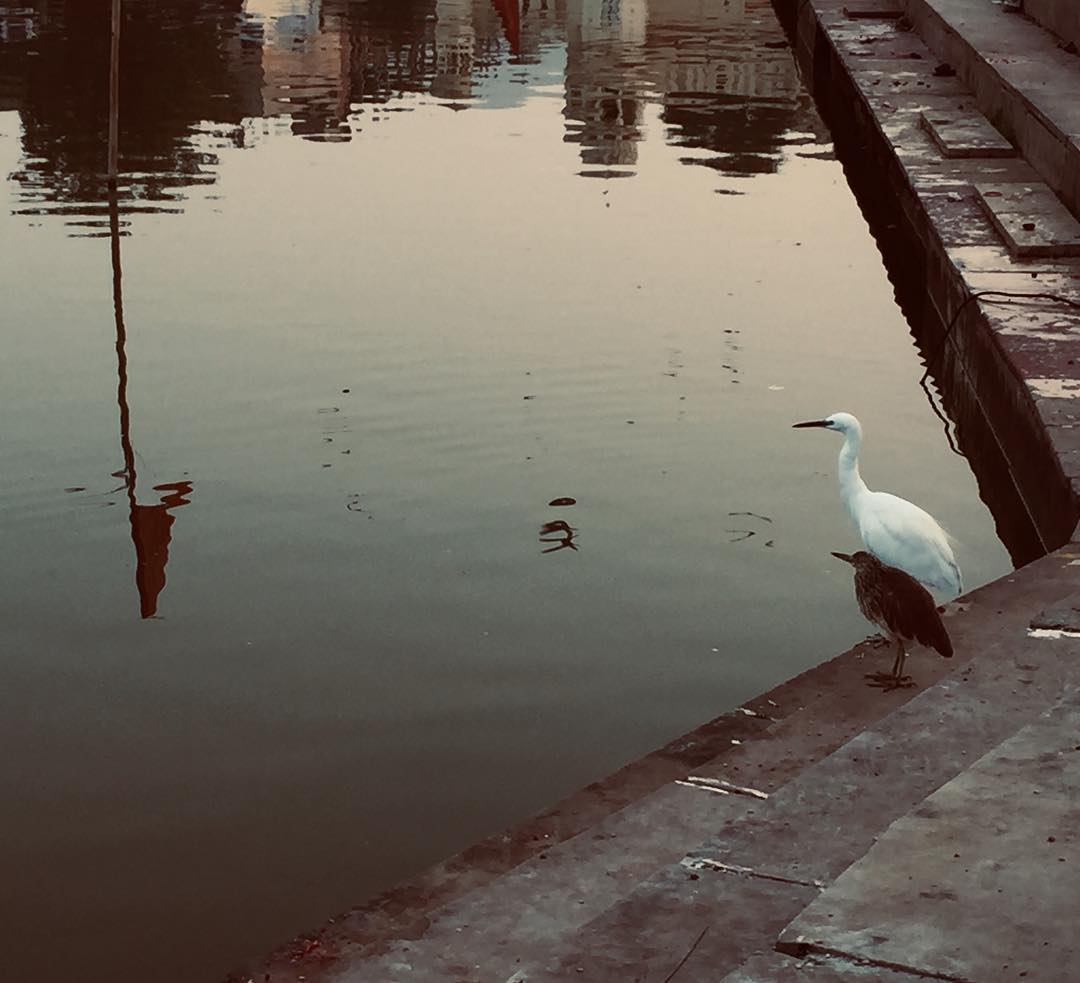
[1025,0,1080,49]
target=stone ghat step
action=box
[776,687,1080,983]
[725,949,928,982]
[920,108,1015,159]
[975,181,1080,258]
[227,614,965,982]
[513,545,1080,982]
[234,543,1080,982]
[900,0,1080,218]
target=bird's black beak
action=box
[793,419,830,429]
[831,551,854,564]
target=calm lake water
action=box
[1,1,1013,980]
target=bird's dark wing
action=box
[876,564,953,658]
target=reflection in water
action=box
[491,0,522,54]
[2,0,823,229]
[111,175,194,616]
[129,482,194,617]
[107,16,193,619]
[539,518,578,553]
[0,4,1020,983]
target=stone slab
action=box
[959,267,1080,298]
[901,0,1080,212]
[841,2,903,19]
[975,183,1080,257]
[1032,595,1080,632]
[225,623,962,982]
[683,547,1080,890]
[525,862,819,983]
[289,785,757,983]
[518,548,1080,983]
[920,108,1015,157]
[724,949,925,982]
[777,690,1080,983]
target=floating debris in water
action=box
[548,497,576,507]
[539,519,577,554]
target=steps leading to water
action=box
[234,545,1080,982]
[901,0,1080,220]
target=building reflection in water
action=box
[0,0,832,606]
[1,0,825,232]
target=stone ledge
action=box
[901,0,1080,216]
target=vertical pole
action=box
[106,0,139,610]
[108,0,121,180]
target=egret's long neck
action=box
[838,427,869,517]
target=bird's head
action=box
[830,550,876,568]
[792,412,860,435]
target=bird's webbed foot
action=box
[864,671,915,691]
[866,634,891,649]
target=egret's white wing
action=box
[856,492,962,595]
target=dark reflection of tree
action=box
[6,0,261,222]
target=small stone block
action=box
[977,183,1074,212]
[920,110,1015,158]
[975,183,1080,257]
[1031,597,1080,631]
[842,1,902,18]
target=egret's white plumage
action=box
[794,412,963,597]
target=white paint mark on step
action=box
[1028,628,1080,640]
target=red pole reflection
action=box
[108,0,191,619]
[491,0,521,54]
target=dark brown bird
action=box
[832,550,953,690]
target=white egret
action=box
[794,412,962,597]
[832,550,953,690]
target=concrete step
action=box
[775,687,1080,982]
[920,108,1016,158]
[900,0,1080,217]
[234,635,966,982]
[514,545,1080,981]
[975,180,1080,257]
[725,949,927,982]
[234,545,1080,983]
[247,635,972,980]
